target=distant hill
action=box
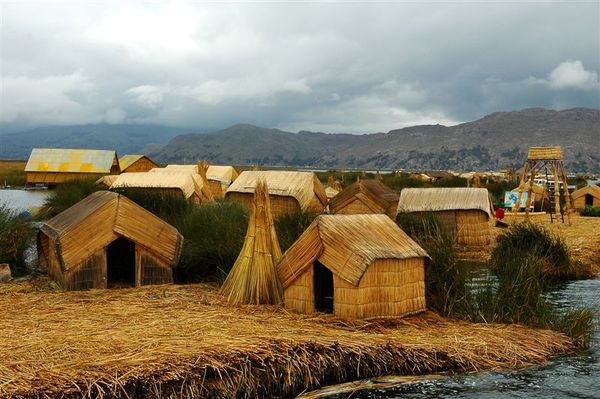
[0,124,189,159]
[153,108,600,172]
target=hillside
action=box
[153,108,600,172]
[0,124,188,159]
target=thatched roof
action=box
[277,214,428,288]
[39,191,183,271]
[226,171,328,209]
[25,148,118,174]
[118,154,158,171]
[527,146,564,160]
[571,184,600,200]
[110,171,209,200]
[328,179,398,215]
[95,175,119,188]
[164,164,239,183]
[397,187,493,218]
[512,182,549,197]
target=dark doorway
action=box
[585,194,594,207]
[314,261,334,313]
[106,237,136,287]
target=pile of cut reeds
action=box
[0,281,574,398]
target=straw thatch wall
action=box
[226,171,327,219]
[571,185,600,209]
[329,180,399,219]
[277,214,428,319]
[38,191,183,290]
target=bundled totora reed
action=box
[220,179,283,304]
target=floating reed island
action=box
[0,281,574,399]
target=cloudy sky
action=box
[1,1,599,133]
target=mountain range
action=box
[1,108,598,172]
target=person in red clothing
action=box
[494,206,505,220]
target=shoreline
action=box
[1,281,574,398]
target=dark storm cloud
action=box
[1,2,598,133]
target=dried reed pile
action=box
[220,180,283,304]
[0,282,574,398]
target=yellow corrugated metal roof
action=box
[118,154,144,171]
[25,148,118,173]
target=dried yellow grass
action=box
[0,281,574,398]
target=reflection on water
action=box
[0,189,49,212]
[352,279,600,399]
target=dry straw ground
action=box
[1,279,573,398]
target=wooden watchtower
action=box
[512,146,572,224]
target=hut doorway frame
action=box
[313,261,334,313]
[585,194,594,207]
[106,237,137,288]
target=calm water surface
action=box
[355,279,600,399]
[0,189,49,212]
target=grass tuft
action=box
[0,204,35,276]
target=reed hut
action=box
[119,154,160,173]
[397,188,493,247]
[328,179,399,219]
[220,180,283,305]
[37,191,183,291]
[225,171,327,219]
[511,182,549,210]
[163,164,239,198]
[25,148,120,186]
[95,175,118,189]
[277,214,428,319]
[325,176,342,199]
[571,184,600,209]
[110,171,212,204]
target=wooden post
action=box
[135,246,142,287]
[513,162,529,222]
[552,162,561,220]
[525,165,537,220]
[559,162,572,225]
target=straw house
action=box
[37,191,183,290]
[571,184,600,209]
[220,180,283,305]
[163,164,239,197]
[277,214,428,319]
[397,187,493,247]
[328,179,399,219]
[325,176,342,199]
[110,171,212,204]
[119,154,160,173]
[25,148,120,186]
[95,175,119,189]
[225,171,328,219]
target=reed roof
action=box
[25,148,118,173]
[39,191,183,271]
[118,154,144,170]
[111,171,205,199]
[226,171,328,209]
[164,164,239,183]
[527,146,564,160]
[571,184,600,200]
[277,214,428,288]
[95,175,119,188]
[397,188,492,218]
[329,180,398,214]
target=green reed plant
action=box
[0,204,35,276]
[581,206,600,217]
[39,179,101,219]
[275,211,318,252]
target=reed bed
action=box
[0,281,573,399]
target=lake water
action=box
[353,279,600,399]
[0,189,49,212]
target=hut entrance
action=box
[585,194,594,207]
[314,261,333,313]
[106,237,136,287]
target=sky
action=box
[1,1,599,133]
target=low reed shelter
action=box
[163,163,239,198]
[95,175,118,189]
[25,148,120,186]
[397,187,493,248]
[571,184,600,209]
[220,180,283,305]
[119,154,160,173]
[110,171,212,204]
[328,179,399,219]
[277,214,428,319]
[325,176,342,199]
[37,191,183,290]
[225,171,328,219]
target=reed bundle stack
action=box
[220,180,283,305]
[398,187,493,248]
[37,191,183,290]
[571,184,600,210]
[225,170,328,219]
[328,179,399,219]
[277,214,428,319]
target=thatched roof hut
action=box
[110,171,212,204]
[571,184,600,209]
[325,176,341,199]
[162,164,239,197]
[95,175,118,189]
[119,154,160,173]
[225,171,327,219]
[277,214,428,319]
[220,180,283,305]
[328,179,399,219]
[397,187,493,248]
[37,191,183,291]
